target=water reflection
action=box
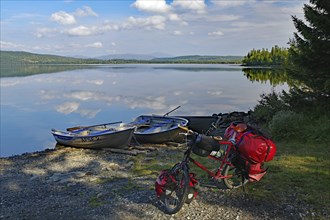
[0,64,92,78]
[242,68,296,87]
[0,64,288,156]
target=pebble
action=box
[0,146,326,220]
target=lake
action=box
[0,64,287,157]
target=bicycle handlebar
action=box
[178,124,196,134]
[178,124,223,141]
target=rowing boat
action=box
[129,115,189,144]
[51,122,135,149]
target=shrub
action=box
[269,110,304,141]
[252,91,289,124]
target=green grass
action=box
[89,196,104,207]
[129,150,184,177]
[245,141,330,214]
[129,140,329,217]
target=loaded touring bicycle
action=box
[155,122,276,214]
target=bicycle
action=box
[158,124,249,214]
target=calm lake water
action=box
[0,64,287,157]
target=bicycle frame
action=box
[160,128,247,215]
[182,138,238,181]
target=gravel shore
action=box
[0,145,323,220]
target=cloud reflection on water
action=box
[0,64,288,156]
[55,102,80,114]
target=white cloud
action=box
[40,90,61,100]
[50,6,98,26]
[281,5,305,15]
[66,25,100,36]
[173,30,183,35]
[0,79,20,87]
[207,14,240,22]
[86,79,104,85]
[86,42,103,48]
[0,41,22,49]
[55,102,80,114]
[77,108,101,118]
[174,91,182,96]
[50,11,76,25]
[36,28,58,38]
[172,0,207,14]
[1,0,308,56]
[168,13,180,21]
[125,96,167,110]
[65,91,95,101]
[74,6,98,17]
[131,0,171,13]
[208,31,224,36]
[207,90,223,96]
[123,15,167,30]
[211,0,251,8]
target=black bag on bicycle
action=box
[192,134,220,157]
[231,153,267,182]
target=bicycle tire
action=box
[222,164,248,189]
[164,164,190,214]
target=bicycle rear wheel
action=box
[164,164,190,214]
[222,164,248,189]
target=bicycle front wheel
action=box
[164,165,190,214]
[222,164,248,189]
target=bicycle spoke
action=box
[222,164,248,189]
[164,166,189,214]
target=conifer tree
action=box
[288,0,330,95]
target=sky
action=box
[0,0,308,57]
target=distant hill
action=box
[152,55,243,63]
[96,54,154,60]
[1,51,243,65]
[95,52,172,60]
[0,51,104,65]
[1,51,243,77]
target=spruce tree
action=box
[288,0,330,95]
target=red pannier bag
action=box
[236,131,276,164]
[224,123,276,182]
[246,162,267,182]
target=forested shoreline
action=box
[242,46,288,67]
[0,51,242,65]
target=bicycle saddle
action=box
[234,123,247,133]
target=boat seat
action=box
[90,128,116,135]
[138,123,175,134]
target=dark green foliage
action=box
[151,55,243,64]
[0,65,92,77]
[0,51,243,77]
[288,0,330,95]
[281,87,330,114]
[253,91,330,142]
[252,91,290,123]
[242,46,288,66]
[242,68,298,87]
[252,0,330,143]
[0,51,105,65]
[269,110,305,140]
[269,110,330,142]
[0,51,243,66]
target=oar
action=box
[66,121,122,132]
[163,105,181,117]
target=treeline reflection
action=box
[243,68,297,87]
[0,65,93,77]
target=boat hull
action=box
[177,116,220,134]
[51,126,135,149]
[131,115,189,144]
